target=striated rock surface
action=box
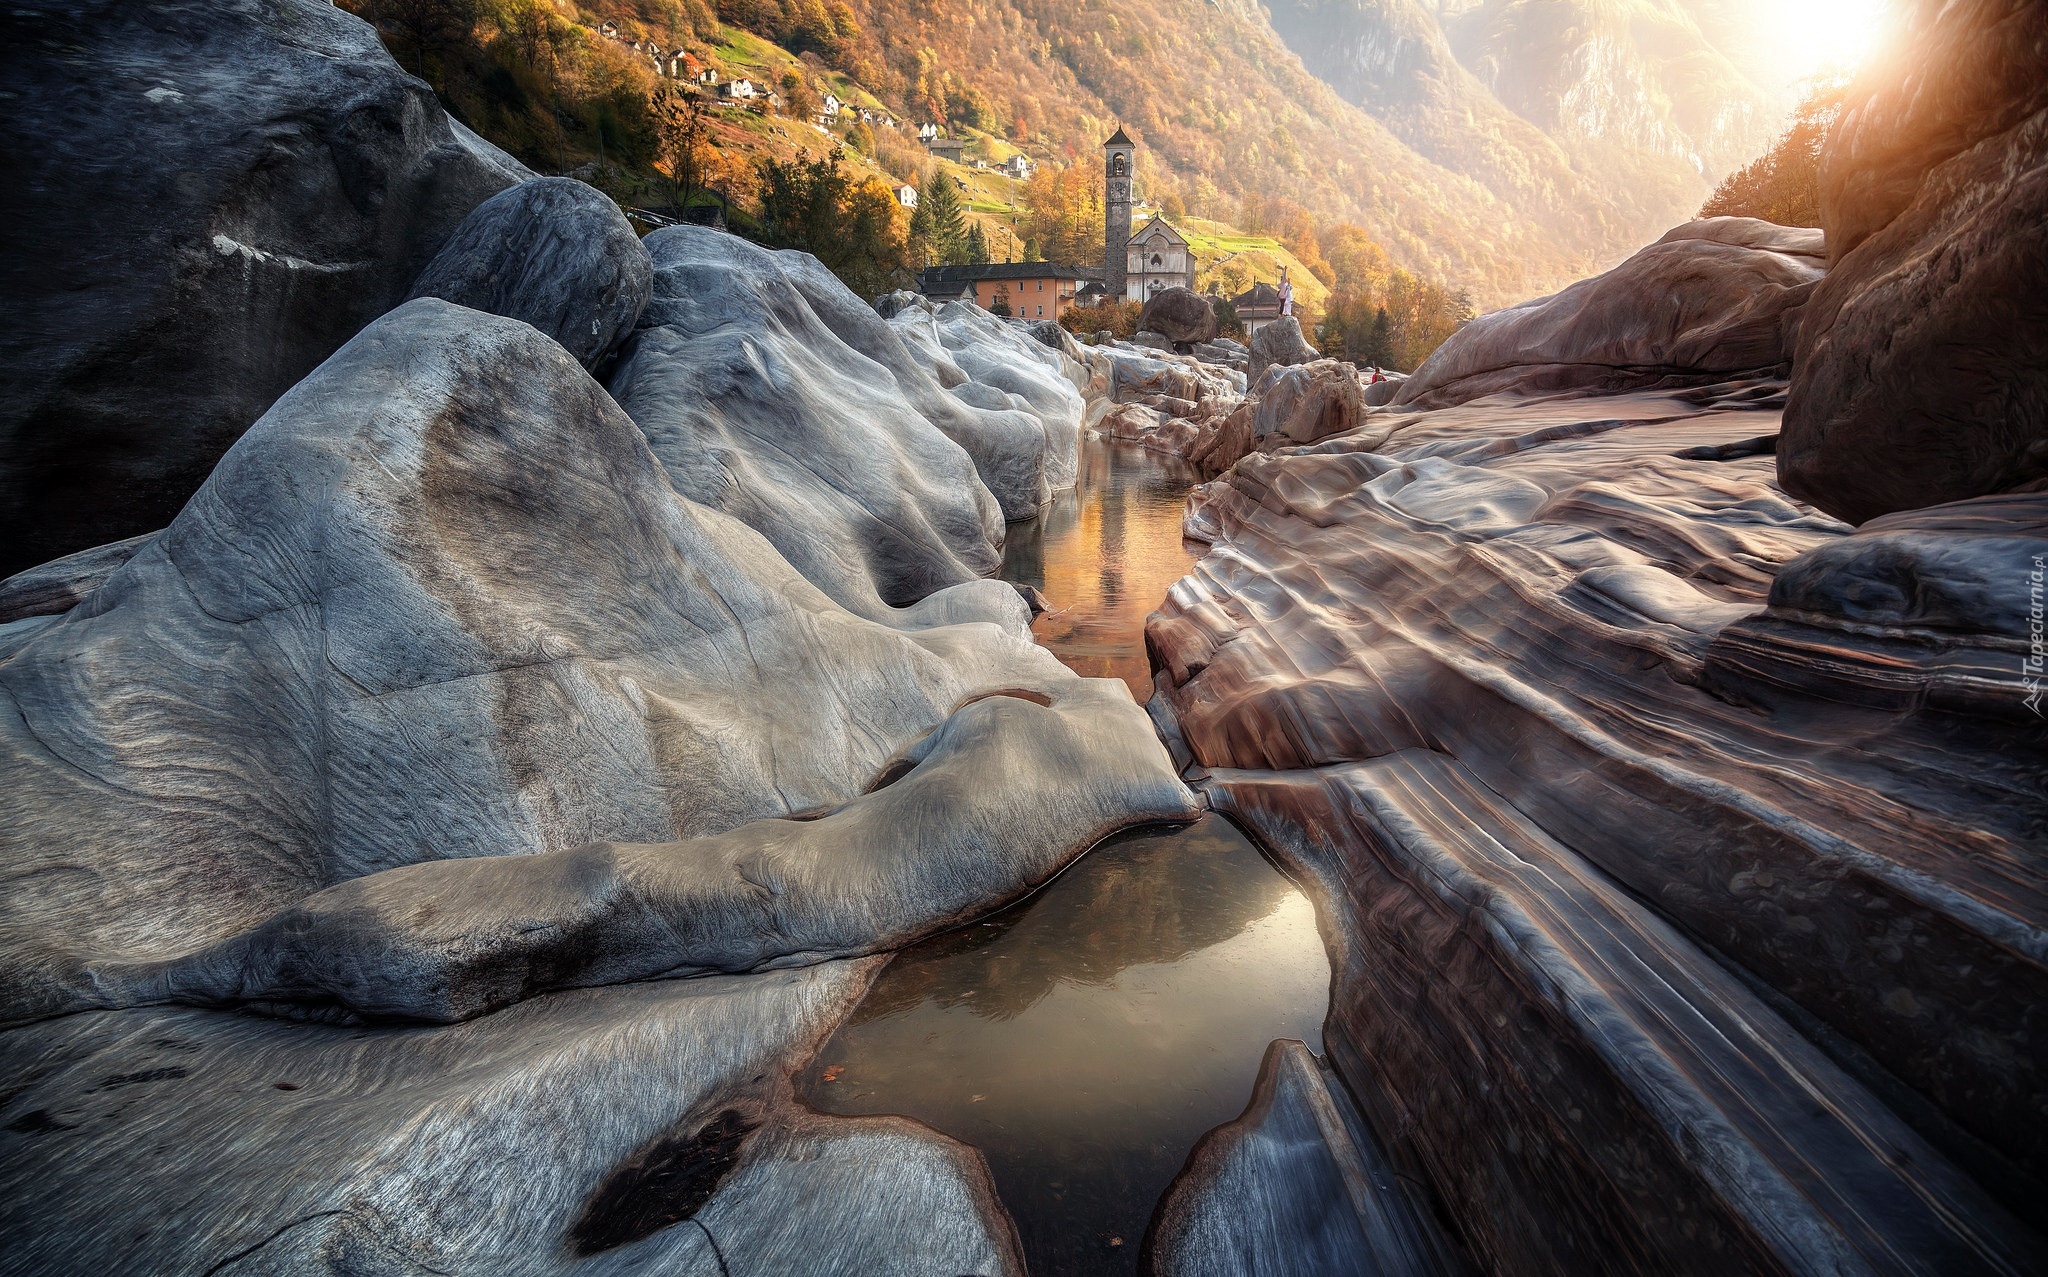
[1780,0,2048,524]
[0,0,528,578]
[1138,287,1222,347]
[1150,382,2048,1272]
[0,298,1195,1031]
[1394,218,1824,410]
[1145,1039,1459,1277]
[407,177,652,371]
[0,961,1027,1275]
[887,296,1089,496]
[609,230,1007,618]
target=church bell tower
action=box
[1104,126,1134,303]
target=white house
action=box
[720,78,758,101]
[820,92,841,119]
[1001,154,1036,180]
[918,122,939,142]
[895,183,919,208]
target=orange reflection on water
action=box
[1000,439,1203,700]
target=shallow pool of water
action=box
[799,439,1329,1274]
[798,815,1329,1275]
[999,436,1204,700]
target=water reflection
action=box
[1001,438,1204,699]
[798,816,1329,1277]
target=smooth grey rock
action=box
[1138,287,1222,345]
[0,298,1197,1028]
[0,532,156,623]
[407,177,652,371]
[1147,1039,1461,1277]
[1780,0,2048,523]
[608,229,1004,618]
[0,0,529,578]
[1393,218,1822,410]
[0,961,1025,1276]
[1248,316,1320,385]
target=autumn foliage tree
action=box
[1019,163,1104,268]
[756,149,910,298]
[1699,77,1848,228]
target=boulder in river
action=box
[1393,217,1825,410]
[0,0,529,578]
[1779,0,2048,524]
[1138,287,1222,347]
[406,177,653,371]
[1248,315,1321,385]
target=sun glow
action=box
[1773,0,1895,85]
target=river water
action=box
[799,438,1332,1275]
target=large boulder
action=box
[0,0,529,578]
[1139,287,1222,346]
[406,177,652,371]
[609,229,1006,618]
[1248,315,1321,385]
[1392,218,1825,410]
[1779,0,2048,524]
[891,298,1088,493]
[0,298,1196,1029]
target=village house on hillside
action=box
[894,183,919,208]
[720,78,758,101]
[917,263,1102,321]
[1001,154,1036,180]
[1231,280,1284,336]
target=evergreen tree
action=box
[964,220,990,263]
[919,171,967,264]
[1363,307,1393,369]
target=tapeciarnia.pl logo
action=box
[2026,552,2045,717]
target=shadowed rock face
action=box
[1394,218,1824,410]
[407,177,653,371]
[608,229,1006,618]
[1249,317,1321,385]
[0,299,1195,1030]
[0,961,1027,1275]
[0,0,529,579]
[1139,288,1222,346]
[1779,0,2048,524]
[1150,383,2047,1272]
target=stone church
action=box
[1104,128,1195,303]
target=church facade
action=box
[1104,129,1196,303]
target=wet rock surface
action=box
[1394,218,1824,410]
[0,0,528,578]
[1780,0,2048,523]
[407,177,652,371]
[1150,380,2048,1271]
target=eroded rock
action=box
[1248,316,1321,385]
[1138,287,1222,346]
[1779,0,2048,523]
[406,177,652,371]
[0,0,529,578]
[0,298,1195,1029]
[1393,218,1824,410]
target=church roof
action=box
[1128,214,1188,247]
[1104,125,1133,147]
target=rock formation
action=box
[1248,316,1321,385]
[407,177,653,371]
[1779,0,2048,524]
[0,297,1194,1031]
[1151,376,2048,1272]
[0,0,529,578]
[1393,217,1824,409]
[1138,287,1223,347]
[609,231,1008,617]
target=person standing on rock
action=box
[1277,266,1294,318]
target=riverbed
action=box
[799,438,1333,1275]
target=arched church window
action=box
[1151,254,1163,267]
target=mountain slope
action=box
[1262,0,1779,263]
